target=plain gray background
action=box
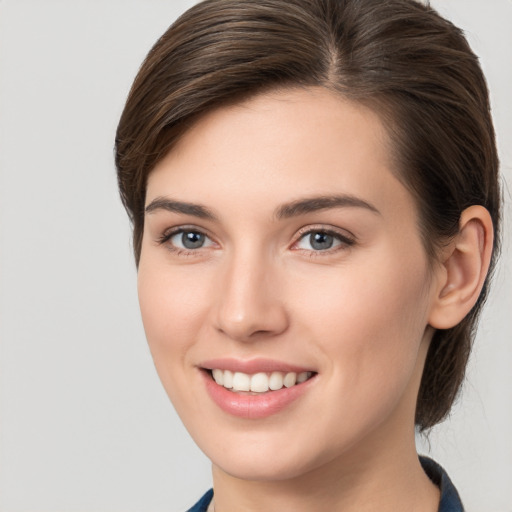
[0,1,510,511]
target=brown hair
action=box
[115,0,501,430]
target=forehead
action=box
[146,87,415,221]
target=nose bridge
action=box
[215,244,288,341]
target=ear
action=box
[428,205,494,329]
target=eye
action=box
[294,229,354,252]
[161,229,215,251]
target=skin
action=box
[137,87,491,511]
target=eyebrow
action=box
[145,197,217,220]
[144,194,380,221]
[275,195,380,219]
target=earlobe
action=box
[428,205,494,329]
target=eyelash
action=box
[156,225,356,257]
[156,226,215,257]
[292,226,356,256]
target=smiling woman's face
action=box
[138,88,440,481]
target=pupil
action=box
[182,231,205,249]
[310,232,333,250]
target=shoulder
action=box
[420,456,465,512]
[186,489,213,512]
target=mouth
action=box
[208,368,316,394]
[199,360,318,419]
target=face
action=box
[138,88,439,482]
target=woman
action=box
[115,0,500,510]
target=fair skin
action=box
[137,87,492,512]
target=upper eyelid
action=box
[294,224,356,241]
[158,225,215,245]
[162,224,211,237]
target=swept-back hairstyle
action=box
[115,0,500,430]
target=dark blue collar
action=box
[420,456,465,511]
[187,488,213,512]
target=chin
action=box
[213,451,323,482]
[199,427,338,483]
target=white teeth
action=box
[223,370,234,389]
[212,369,224,385]
[232,372,251,391]
[269,371,284,390]
[211,369,313,393]
[250,372,269,392]
[297,371,309,384]
[283,372,297,388]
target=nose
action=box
[213,250,289,342]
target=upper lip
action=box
[200,357,315,374]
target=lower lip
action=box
[202,370,316,419]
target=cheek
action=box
[295,249,428,330]
[137,257,212,372]
[136,259,219,421]
[291,248,431,400]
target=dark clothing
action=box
[186,456,464,511]
[420,457,465,511]
[187,488,213,512]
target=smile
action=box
[200,360,318,419]
[211,369,314,393]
